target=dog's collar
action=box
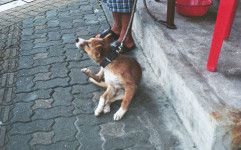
[100,50,119,68]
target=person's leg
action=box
[118,13,135,48]
[111,12,122,35]
[96,12,121,38]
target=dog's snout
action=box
[76,38,79,43]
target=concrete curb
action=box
[132,0,241,150]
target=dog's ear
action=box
[94,45,103,58]
[103,33,114,43]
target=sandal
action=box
[110,41,136,54]
[97,28,120,40]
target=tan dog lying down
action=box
[75,35,142,120]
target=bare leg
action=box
[118,13,135,48]
[111,12,122,35]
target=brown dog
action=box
[75,34,142,120]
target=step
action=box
[132,0,241,150]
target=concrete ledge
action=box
[132,0,241,150]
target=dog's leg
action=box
[81,67,104,82]
[103,89,125,114]
[113,85,136,121]
[95,85,115,116]
[89,78,107,88]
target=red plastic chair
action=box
[207,0,239,72]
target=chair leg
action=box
[224,0,239,39]
[207,0,239,72]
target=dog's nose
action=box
[75,38,79,43]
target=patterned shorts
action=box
[102,0,134,13]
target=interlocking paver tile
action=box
[52,117,77,142]
[52,87,73,106]
[9,119,54,135]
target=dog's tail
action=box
[89,78,107,88]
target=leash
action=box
[117,0,138,53]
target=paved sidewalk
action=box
[0,0,194,149]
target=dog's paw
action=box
[94,108,102,116]
[81,68,91,76]
[103,104,110,114]
[113,107,127,121]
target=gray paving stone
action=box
[34,77,69,90]
[9,119,54,135]
[32,105,74,120]
[46,10,57,18]
[30,131,54,146]
[75,114,110,127]
[33,40,62,49]
[103,130,151,150]
[62,33,75,44]
[72,96,95,115]
[34,25,47,30]
[17,65,50,77]
[2,106,11,123]
[21,33,47,41]
[77,125,102,150]
[50,62,68,78]
[100,122,125,137]
[47,31,61,41]
[33,56,65,66]
[15,76,34,93]
[52,87,73,106]
[1,73,7,87]
[69,68,88,85]
[33,52,49,60]
[20,41,34,51]
[65,48,83,61]
[34,18,47,26]
[14,89,52,102]
[34,37,47,44]
[52,117,77,142]
[33,28,48,34]
[17,55,34,69]
[58,11,69,18]
[57,5,68,12]
[19,47,47,56]
[11,102,33,123]
[59,21,73,29]
[33,72,51,82]
[48,45,65,57]
[8,73,14,86]
[32,98,54,109]
[47,20,59,28]
[5,88,13,103]
[0,89,4,104]
[126,145,156,150]
[34,140,79,150]
[64,43,77,50]
[72,84,100,94]
[69,59,96,69]
[22,28,34,36]
[22,17,34,25]
[0,126,6,147]
[5,134,31,150]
